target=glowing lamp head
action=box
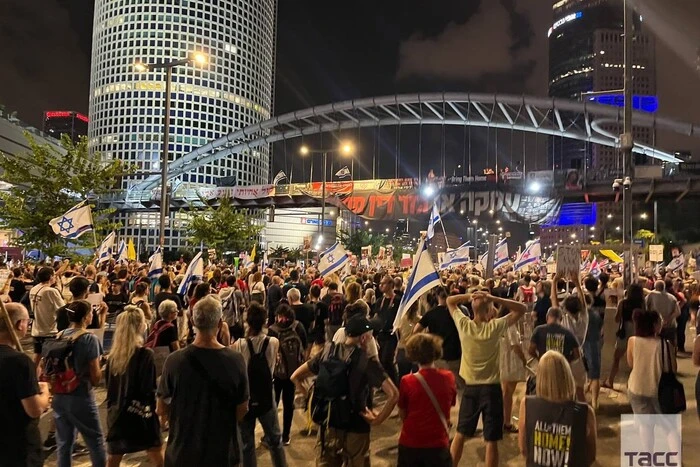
[192,52,208,65]
[341,142,353,156]
[299,145,310,156]
[133,62,148,72]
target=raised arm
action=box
[551,274,560,308]
[490,295,527,326]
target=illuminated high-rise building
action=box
[548,0,656,171]
[89,0,277,250]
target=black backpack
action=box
[311,343,368,430]
[274,323,305,380]
[246,337,274,418]
[327,293,345,326]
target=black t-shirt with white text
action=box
[0,345,42,467]
[530,323,578,361]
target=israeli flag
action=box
[273,170,287,185]
[95,231,115,265]
[667,254,685,273]
[178,251,204,295]
[439,243,471,270]
[335,166,351,179]
[49,201,94,239]
[514,239,541,272]
[393,237,442,331]
[116,240,129,264]
[426,203,441,240]
[479,251,488,270]
[588,256,601,278]
[318,242,350,277]
[494,238,509,269]
[148,247,163,278]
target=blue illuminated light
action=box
[588,94,658,113]
[545,203,597,227]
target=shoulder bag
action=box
[413,372,451,436]
[658,339,686,414]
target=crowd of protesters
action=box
[0,250,697,467]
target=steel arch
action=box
[132,92,699,191]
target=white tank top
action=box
[628,337,662,397]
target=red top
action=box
[311,278,324,288]
[398,368,456,448]
[236,279,248,292]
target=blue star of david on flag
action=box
[49,201,94,239]
[57,216,74,233]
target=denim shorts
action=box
[582,340,602,380]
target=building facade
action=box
[89,0,277,251]
[544,0,657,248]
[43,111,89,143]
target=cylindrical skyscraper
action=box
[89,0,276,251]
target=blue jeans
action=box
[239,405,287,467]
[53,393,106,467]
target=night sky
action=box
[2,0,700,179]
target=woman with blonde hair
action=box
[105,306,162,467]
[345,281,362,305]
[518,351,596,467]
[250,271,266,304]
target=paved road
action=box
[39,310,699,466]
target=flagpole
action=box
[441,221,450,250]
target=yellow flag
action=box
[127,239,137,261]
[600,249,623,264]
[250,244,257,262]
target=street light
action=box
[299,141,354,249]
[640,213,648,220]
[133,52,208,247]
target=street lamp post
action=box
[300,142,353,249]
[134,52,207,247]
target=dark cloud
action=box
[0,0,90,128]
[395,0,550,94]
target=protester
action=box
[156,295,249,466]
[583,275,604,409]
[0,303,50,467]
[332,300,379,358]
[127,281,152,322]
[373,275,401,385]
[30,267,65,365]
[232,303,287,467]
[323,281,346,341]
[283,269,308,302]
[551,272,588,401]
[269,303,307,445]
[105,306,162,467]
[145,300,180,352]
[46,300,106,467]
[627,309,673,414]
[267,275,284,325]
[518,351,596,466]
[499,309,527,433]
[288,287,314,339]
[646,280,680,348]
[308,284,328,348]
[604,283,645,389]
[414,287,463,391]
[291,315,399,467]
[396,301,421,381]
[447,290,527,467]
[250,271,266,305]
[532,280,552,327]
[529,308,581,363]
[398,333,456,467]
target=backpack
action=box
[250,282,264,304]
[327,293,345,326]
[274,323,305,380]
[246,338,274,418]
[310,343,368,430]
[221,291,242,328]
[144,320,174,349]
[520,286,534,303]
[40,330,87,394]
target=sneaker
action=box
[72,443,89,457]
[43,433,57,451]
[282,436,291,446]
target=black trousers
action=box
[274,377,296,439]
[377,333,398,386]
[398,445,452,467]
[677,307,689,352]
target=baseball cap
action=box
[345,315,372,337]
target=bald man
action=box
[0,303,50,466]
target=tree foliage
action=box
[338,229,388,257]
[0,133,126,257]
[186,198,262,253]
